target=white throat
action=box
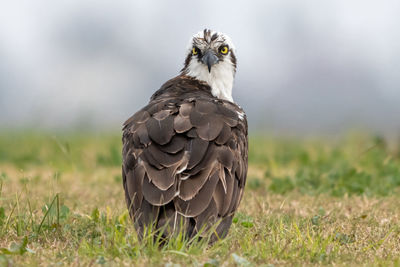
[185,60,234,102]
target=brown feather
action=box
[124,149,136,170]
[157,135,186,154]
[135,124,151,146]
[179,165,216,201]
[142,174,176,206]
[156,205,176,231]
[145,99,165,115]
[213,180,226,215]
[215,123,232,145]
[189,143,218,175]
[218,103,239,127]
[125,167,144,214]
[175,170,219,217]
[157,205,190,236]
[196,116,224,141]
[132,132,141,148]
[189,109,210,127]
[186,138,209,169]
[124,110,150,127]
[218,164,227,193]
[213,215,233,240]
[153,109,171,120]
[194,198,218,236]
[221,169,234,216]
[179,102,193,117]
[194,99,217,114]
[140,149,163,169]
[217,146,234,170]
[148,144,185,167]
[142,161,177,190]
[174,114,192,133]
[217,103,238,121]
[146,116,174,145]
[227,179,239,213]
[134,198,160,238]
[186,128,198,138]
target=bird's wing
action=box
[122,89,248,238]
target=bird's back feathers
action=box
[122,75,248,241]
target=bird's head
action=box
[181,29,237,102]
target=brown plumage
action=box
[122,76,248,242]
[122,30,247,243]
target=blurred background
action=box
[1,0,399,136]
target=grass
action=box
[0,131,400,266]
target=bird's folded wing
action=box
[122,89,248,234]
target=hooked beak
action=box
[201,50,219,72]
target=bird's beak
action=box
[201,50,219,72]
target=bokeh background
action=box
[1,0,399,135]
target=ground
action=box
[0,132,399,266]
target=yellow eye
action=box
[192,47,199,55]
[219,45,229,55]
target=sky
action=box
[0,0,399,135]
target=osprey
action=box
[122,29,248,242]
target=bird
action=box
[122,29,248,243]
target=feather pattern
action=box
[122,75,248,242]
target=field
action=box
[0,131,400,266]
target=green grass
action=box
[0,131,400,266]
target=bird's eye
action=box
[192,47,200,55]
[219,45,229,55]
